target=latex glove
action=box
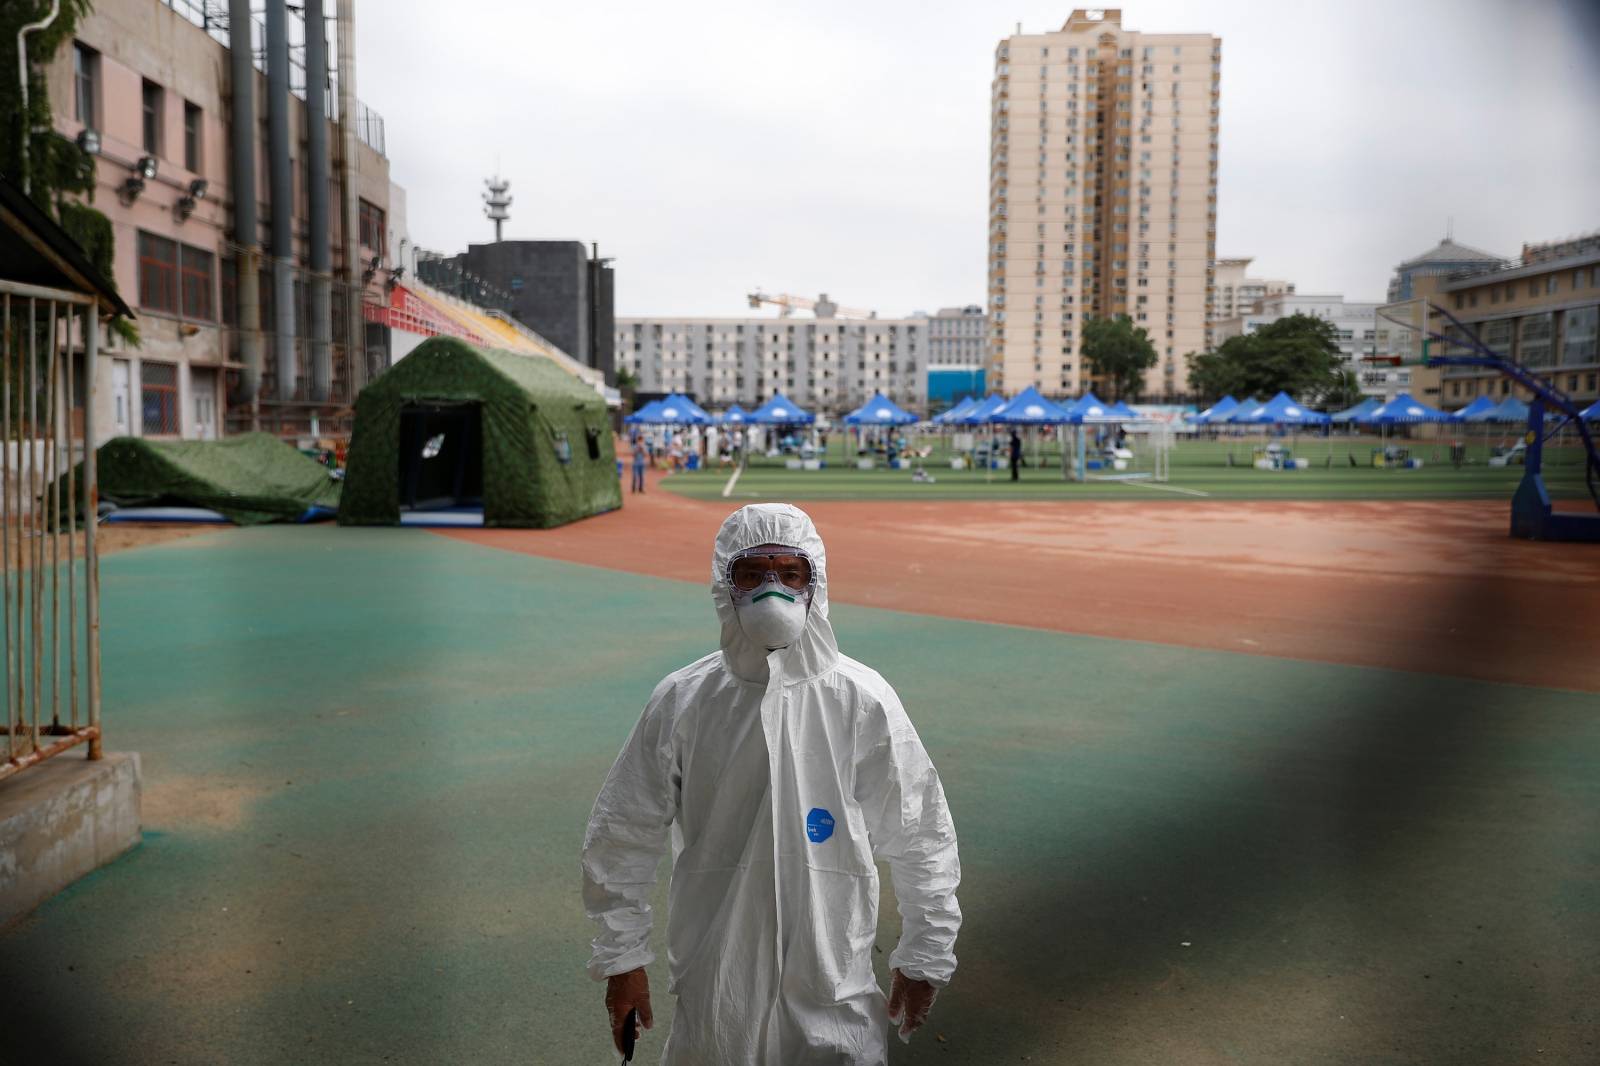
[886,967,938,1044]
[604,967,653,1056]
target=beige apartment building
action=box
[989,8,1219,401]
[1410,233,1600,411]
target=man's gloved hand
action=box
[604,967,653,1055]
[886,967,938,1044]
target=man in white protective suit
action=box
[581,503,962,1064]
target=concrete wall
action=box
[462,241,590,369]
[1,753,141,929]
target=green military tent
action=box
[58,433,342,525]
[338,336,620,528]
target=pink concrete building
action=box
[41,0,392,444]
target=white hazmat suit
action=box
[582,503,961,1064]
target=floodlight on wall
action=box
[120,155,159,204]
[75,127,101,156]
[175,177,209,221]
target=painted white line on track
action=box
[721,464,743,498]
[1123,480,1210,497]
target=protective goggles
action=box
[727,548,815,598]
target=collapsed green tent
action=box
[337,336,620,528]
[59,433,342,525]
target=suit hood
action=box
[711,503,839,683]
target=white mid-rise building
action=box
[1212,293,1390,396]
[614,314,930,415]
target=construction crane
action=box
[747,290,876,319]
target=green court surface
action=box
[666,435,1595,502]
[2,528,1597,1064]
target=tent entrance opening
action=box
[399,402,484,510]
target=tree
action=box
[1187,313,1346,405]
[2,1,136,345]
[1081,315,1158,401]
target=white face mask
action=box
[735,584,810,650]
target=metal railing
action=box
[0,283,102,782]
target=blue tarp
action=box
[958,394,1010,425]
[624,399,665,425]
[750,392,815,425]
[1329,397,1380,423]
[1368,393,1451,424]
[843,391,918,426]
[1190,395,1239,424]
[1231,391,1331,426]
[993,387,1072,425]
[1449,396,1498,422]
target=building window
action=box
[73,43,98,126]
[1519,312,1554,368]
[137,231,179,313]
[1561,306,1597,367]
[142,79,164,155]
[140,362,179,435]
[184,101,202,173]
[180,245,215,321]
[358,199,385,254]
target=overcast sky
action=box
[359,0,1600,318]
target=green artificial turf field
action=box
[666,431,1595,502]
[1,527,1595,1065]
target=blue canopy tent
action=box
[1450,396,1498,422]
[718,404,750,425]
[843,391,918,426]
[1477,395,1530,423]
[958,394,1010,426]
[1058,393,1135,480]
[1456,394,1529,465]
[843,391,919,470]
[1061,392,1126,424]
[935,396,979,425]
[659,393,711,425]
[750,392,815,425]
[1366,392,1451,466]
[1190,395,1239,425]
[1104,401,1142,422]
[992,386,1072,425]
[623,399,665,425]
[1231,392,1330,426]
[1228,391,1331,467]
[992,388,1073,479]
[1217,396,1265,425]
[1329,396,1380,424]
[1368,393,1451,424]
[1582,398,1600,422]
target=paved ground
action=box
[1,524,1596,1065]
[449,477,1600,692]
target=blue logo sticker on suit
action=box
[805,807,835,844]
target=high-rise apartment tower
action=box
[988,9,1220,400]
